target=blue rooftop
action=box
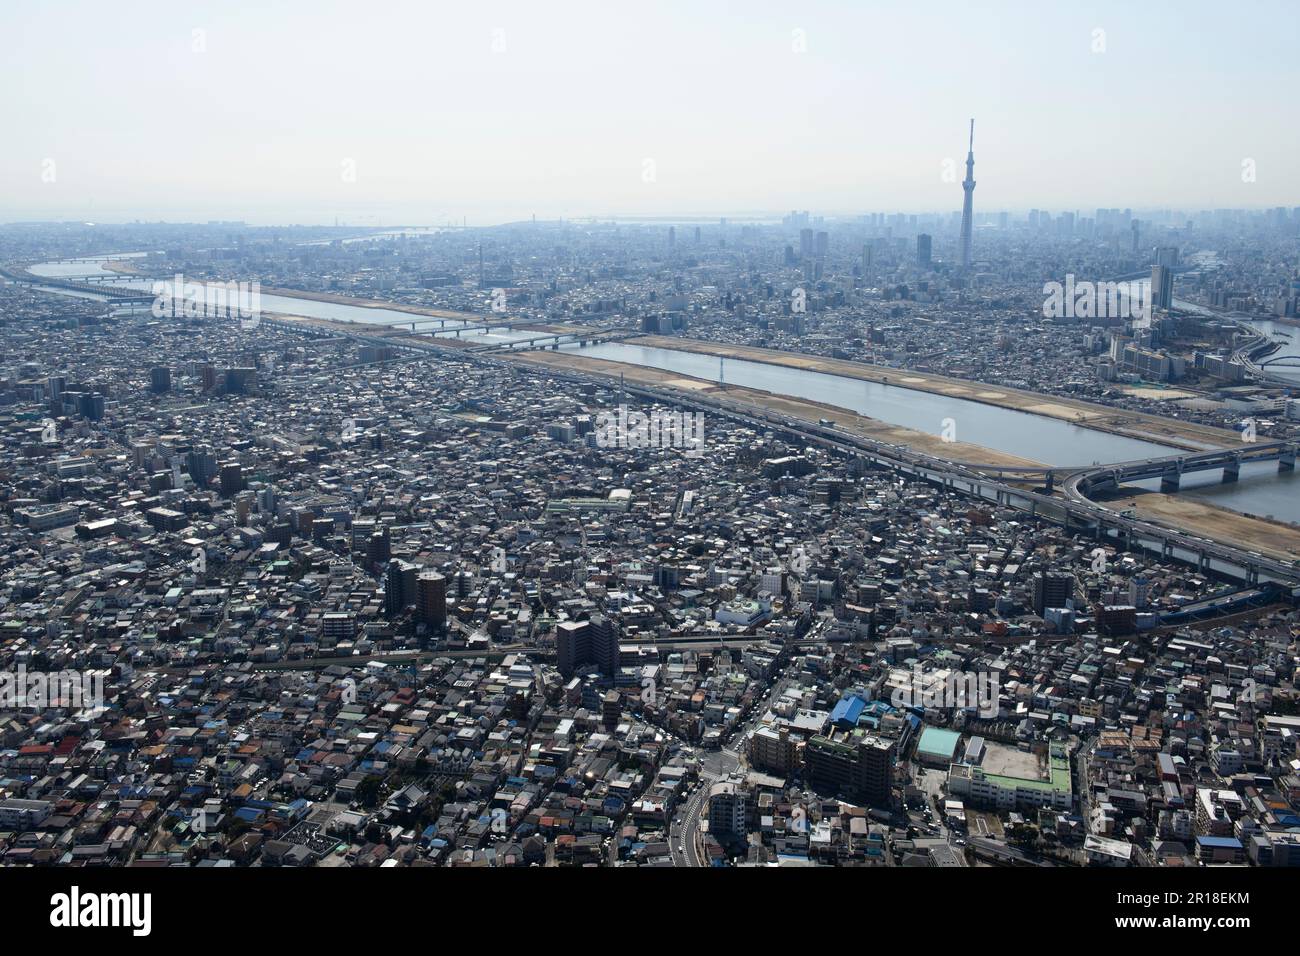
[830,694,866,728]
[1197,836,1243,848]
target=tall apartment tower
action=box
[959,118,976,271]
[219,462,243,498]
[384,559,417,619]
[187,447,218,487]
[416,570,447,633]
[1033,571,1076,617]
[556,614,620,677]
[707,782,748,840]
[805,734,894,806]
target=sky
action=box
[1,0,1297,226]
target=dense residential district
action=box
[2,213,1300,869]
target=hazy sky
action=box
[2,0,1297,225]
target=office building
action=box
[916,233,932,269]
[1151,264,1174,310]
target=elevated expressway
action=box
[1,265,156,305]
[972,440,1297,493]
[688,402,1300,587]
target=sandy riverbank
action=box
[274,313,583,341]
[1100,489,1300,562]
[511,349,1042,469]
[257,286,486,321]
[628,336,1242,454]
[101,265,492,323]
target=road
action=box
[672,776,714,867]
[668,666,793,866]
[1076,737,1098,832]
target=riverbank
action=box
[282,312,587,344]
[518,340,1300,558]
[259,286,483,322]
[629,335,1241,455]
[98,264,496,323]
[1229,310,1300,331]
[511,348,1043,469]
[1101,489,1300,562]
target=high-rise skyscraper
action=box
[78,392,105,421]
[187,447,218,487]
[1154,246,1180,268]
[1151,265,1175,311]
[959,118,976,271]
[916,233,932,268]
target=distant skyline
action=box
[2,0,1298,226]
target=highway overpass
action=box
[1069,440,1297,495]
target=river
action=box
[22,255,1300,526]
[24,256,537,344]
[559,341,1300,526]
